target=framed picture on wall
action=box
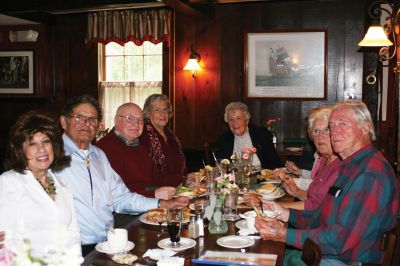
[244,30,327,100]
[0,51,34,94]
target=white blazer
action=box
[0,169,81,258]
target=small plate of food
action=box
[256,183,285,200]
[139,208,191,226]
[257,169,279,181]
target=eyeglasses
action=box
[151,108,169,114]
[312,127,330,136]
[117,115,144,124]
[329,121,352,132]
[67,114,99,126]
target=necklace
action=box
[36,174,57,198]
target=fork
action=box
[251,204,265,217]
[272,183,283,193]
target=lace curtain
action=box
[99,81,162,129]
[86,9,171,46]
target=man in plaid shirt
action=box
[255,101,399,265]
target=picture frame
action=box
[0,51,34,94]
[244,30,327,100]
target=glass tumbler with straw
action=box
[166,208,183,247]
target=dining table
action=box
[83,208,286,266]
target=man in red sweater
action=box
[97,103,177,199]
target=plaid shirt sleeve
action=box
[286,150,399,262]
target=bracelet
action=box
[157,199,161,208]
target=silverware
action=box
[212,152,221,170]
[252,205,265,217]
[272,183,283,193]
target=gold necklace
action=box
[36,174,57,198]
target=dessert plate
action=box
[216,235,255,249]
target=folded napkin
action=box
[143,249,177,261]
[157,256,185,266]
[238,228,258,236]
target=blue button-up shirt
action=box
[56,134,158,244]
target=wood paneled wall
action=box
[0,14,98,172]
[174,0,369,149]
[0,0,372,169]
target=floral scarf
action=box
[145,121,186,173]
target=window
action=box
[99,41,163,130]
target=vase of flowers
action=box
[233,148,256,191]
[204,173,238,234]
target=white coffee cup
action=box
[107,228,128,252]
[242,210,257,230]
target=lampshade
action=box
[358,25,393,46]
[183,58,202,71]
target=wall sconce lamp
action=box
[358,1,400,72]
[183,45,202,78]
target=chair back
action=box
[203,141,217,166]
[380,230,396,266]
[363,229,397,266]
[301,238,322,266]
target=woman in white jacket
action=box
[0,111,82,262]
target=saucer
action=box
[95,241,135,255]
[216,235,255,249]
[157,237,196,251]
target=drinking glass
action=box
[205,167,219,193]
[155,216,166,238]
[166,208,183,247]
[223,190,239,221]
[194,195,209,216]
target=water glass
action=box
[205,167,219,193]
[166,208,183,247]
[223,190,239,221]
[194,195,209,216]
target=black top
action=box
[216,124,282,169]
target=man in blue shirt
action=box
[56,95,188,256]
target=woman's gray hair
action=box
[332,100,376,141]
[307,106,332,139]
[143,94,173,119]
[224,102,251,122]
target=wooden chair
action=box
[380,230,396,266]
[203,141,217,166]
[301,238,322,266]
[302,230,396,266]
[362,229,397,266]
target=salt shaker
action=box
[188,216,199,239]
[196,214,204,237]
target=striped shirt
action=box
[286,144,399,263]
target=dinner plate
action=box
[139,213,189,226]
[260,179,282,185]
[95,241,135,255]
[216,235,255,249]
[260,189,285,200]
[157,237,197,251]
[286,147,303,152]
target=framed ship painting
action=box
[244,30,327,100]
[0,51,34,94]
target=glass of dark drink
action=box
[166,208,183,247]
